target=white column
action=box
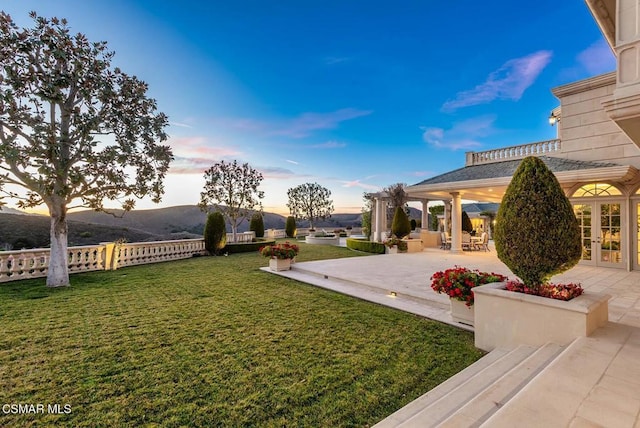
[374,198,383,242]
[370,199,377,240]
[450,192,463,253]
[443,200,450,233]
[421,200,429,230]
[381,201,388,239]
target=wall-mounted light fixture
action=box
[548,106,561,126]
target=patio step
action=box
[374,343,565,428]
[289,263,450,310]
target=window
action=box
[572,183,622,197]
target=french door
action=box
[573,202,624,268]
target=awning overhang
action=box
[406,165,639,203]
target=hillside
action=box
[0,213,161,250]
[1,205,423,249]
[67,205,374,235]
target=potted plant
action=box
[260,241,299,271]
[430,266,507,325]
[473,156,609,351]
[384,236,407,254]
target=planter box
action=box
[403,238,423,253]
[305,235,340,245]
[269,258,292,272]
[474,282,610,351]
[450,298,474,326]
[385,246,398,254]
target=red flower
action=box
[430,266,508,307]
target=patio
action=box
[266,245,640,427]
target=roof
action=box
[413,156,621,186]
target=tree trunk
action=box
[47,204,70,287]
[231,224,238,243]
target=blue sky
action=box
[3,1,615,214]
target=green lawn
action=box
[0,241,484,427]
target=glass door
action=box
[573,202,624,268]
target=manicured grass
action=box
[0,241,484,427]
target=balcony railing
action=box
[466,139,561,166]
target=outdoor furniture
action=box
[440,232,451,250]
[462,232,473,251]
[470,235,483,250]
[476,232,490,251]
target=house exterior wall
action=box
[554,73,640,169]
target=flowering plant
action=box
[383,236,408,251]
[504,280,583,301]
[259,242,299,260]
[430,266,508,307]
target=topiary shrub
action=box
[249,213,265,238]
[203,211,227,255]
[391,206,411,238]
[346,238,385,254]
[461,211,473,233]
[410,219,417,231]
[285,216,296,238]
[494,156,582,289]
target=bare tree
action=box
[286,182,334,230]
[0,13,172,286]
[199,160,264,243]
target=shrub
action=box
[505,280,583,301]
[430,266,508,307]
[224,239,275,254]
[260,242,299,259]
[391,207,411,238]
[494,156,582,288]
[410,219,417,231]
[249,213,265,238]
[461,211,473,233]
[285,216,296,238]
[203,212,226,255]
[361,210,372,239]
[383,236,408,252]
[346,238,385,254]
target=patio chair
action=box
[461,232,472,251]
[476,232,490,252]
[441,231,451,250]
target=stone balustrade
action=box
[0,239,207,283]
[466,139,561,166]
[227,231,255,243]
[115,239,206,268]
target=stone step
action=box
[373,347,514,428]
[480,324,635,427]
[395,345,542,428]
[290,263,451,310]
[437,343,565,427]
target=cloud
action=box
[339,179,381,191]
[258,166,311,180]
[211,108,372,140]
[442,50,553,112]
[168,137,242,174]
[169,121,194,129]
[309,140,347,149]
[285,159,300,165]
[421,115,496,150]
[270,108,372,138]
[577,40,615,75]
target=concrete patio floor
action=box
[265,244,640,427]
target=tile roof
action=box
[413,156,621,186]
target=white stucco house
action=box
[372,0,640,272]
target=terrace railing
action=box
[0,239,206,284]
[465,139,561,166]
